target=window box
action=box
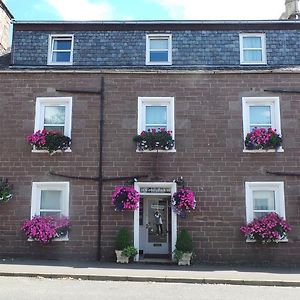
[48,34,74,65]
[133,129,174,151]
[146,34,172,65]
[27,130,71,155]
[239,33,266,65]
[241,212,291,244]
[244,128,282,151]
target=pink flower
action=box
[112,186,140,211]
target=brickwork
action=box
[0,71,299,265]
[12,29,300,67]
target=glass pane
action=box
[253,191,275,210]
[150,51,169,62]
[44,106,65,125]
[150,39,168,49]
[40,211,61,217]
[52,52,71,62]
[254,212,269,219]
[43,126,65,134]
[41,190,61,210]
[53,39,72,50]
[243,50,262,62]
[243,37,262,48]
[146,106,167,126]
[148,199,168,243]
[250,106,271,125]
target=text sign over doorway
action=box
[140,187,171,194]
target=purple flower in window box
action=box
[240,212,291,243]
[21,215,70,244]
[133,129,174,151]
[27,130,71,155]
[245,127,282,150]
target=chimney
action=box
[0,0,13,55]
[280,0,300,19]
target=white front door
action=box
[134,182,177,261]
[141,196,169,255]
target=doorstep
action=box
[137,257,174,265]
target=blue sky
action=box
[4,0,285,21]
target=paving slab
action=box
[0,259,299,287]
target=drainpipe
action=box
[97,76,105,261]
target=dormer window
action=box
[239,33,266,65]
[146,34,172,65]
[48,35,74,65]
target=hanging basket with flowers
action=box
[172,188,196,218]
[245,127,282,150]
[0,178,13,203]
[240,212,291,243]
[133,129,174,151]
[112,186,140,211]
[27,130,71,155]
[21,215,70,244]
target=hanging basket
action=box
[112,186,140,211]
[172,188,196,218]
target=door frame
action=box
[134,181,177,261]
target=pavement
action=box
[0,258,300,287]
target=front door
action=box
[140,195,170,255]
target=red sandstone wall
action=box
[0,72,299,265]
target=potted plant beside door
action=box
[174,229,193,266]
[115,228,138,263]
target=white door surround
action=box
[134,181,177,261]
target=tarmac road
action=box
[1,276,300,300]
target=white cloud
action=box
[151,0,285,20]
[46,0,113,20]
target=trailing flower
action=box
[112,186,140,211]
[172,188,196,218]
[21,215,70,244]
[245,127,282,150]
[133,129,174,151]
[240,212,291,243]
[0,178,13,203]
[27,130,71,155]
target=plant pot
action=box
[115,250,129,264]
[178,252,192,266]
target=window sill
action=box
[246,238,288,243]
[32,148,72,154]
[47,62,73,66]
[145,62,172,66]
[28,235,69,242]
[240,62,267,65]
[136,149,176,153]
[243,148,284,153]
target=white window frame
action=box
[239,33,266,65]
[34,97,72,138]
[242,97,282,152]
[137,97,175,152]
[30,182,70,241]
[146,34,172,65]
[245,182,286,223]
[47,34,74,66]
